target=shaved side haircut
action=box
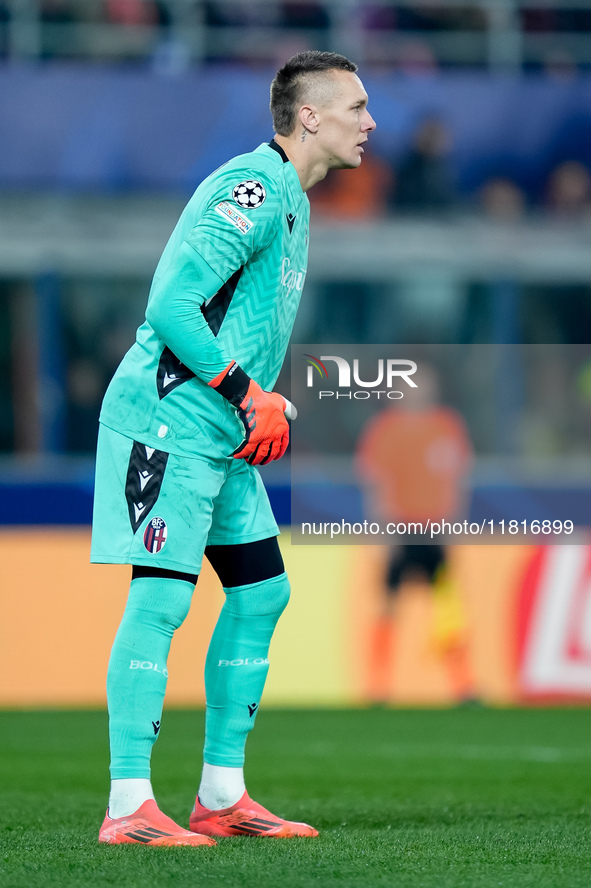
[270,50,358,137]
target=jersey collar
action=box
[268,139,289,163]
[258,139,305,199]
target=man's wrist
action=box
[208,361,251,407]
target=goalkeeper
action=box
[91,50,376,846]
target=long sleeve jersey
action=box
[99,140,310,460]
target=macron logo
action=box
[134,502,148,523]
[138,470,153,492]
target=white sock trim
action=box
[198,763,245,811]
[108,777,155,819]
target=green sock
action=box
[107,576,194,779]
[203,573,290,767]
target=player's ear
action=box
[298,104,320,135]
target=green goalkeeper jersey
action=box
[99,140,309,460]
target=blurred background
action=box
[2,0,591,709]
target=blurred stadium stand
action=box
[1,1,591,525]
[4,0,591,70]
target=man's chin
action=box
[331,157,362,171]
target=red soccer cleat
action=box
[99,799,217,846]
[189,791,319,838]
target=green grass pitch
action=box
[2,708,591,887]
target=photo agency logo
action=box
[303,354,418,400]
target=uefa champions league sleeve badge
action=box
[232,181,266,209]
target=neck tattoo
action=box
[301,129,307,142]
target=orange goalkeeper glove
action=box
[209,361,290,466]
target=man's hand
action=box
[208,361,292,465]
[233,379,289,465]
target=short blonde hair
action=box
[270,50,358,136]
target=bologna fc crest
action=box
[232,180,266,209]
[143,517,168,554]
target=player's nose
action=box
[362,110,377,133]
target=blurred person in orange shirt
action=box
[309,145,393,221]
[356,364,475,704]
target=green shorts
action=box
[90,423,279,574]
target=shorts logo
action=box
[143,517,168,553]
[215,200,253,235]
[232,180,266,209]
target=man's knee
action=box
[124,574,196,634]
[223,573,291,618]
[205,537,284,587]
